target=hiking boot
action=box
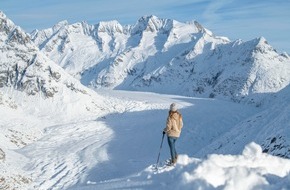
[167,158,177,166]
[173,158,177,164]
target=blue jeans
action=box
[167,136,178,161]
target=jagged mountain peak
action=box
[131,15,175,34]
[34,20,86,40]
[249,36,268,48]
[257,36,267,43]
[0,11,17,33]
[0,12,109,115]
[132,15,219,39]
[137,15,162,24]
[95,20,124,34]
[0,10,9,21]
[247,36,280,57]
[0,12,32,47]
[193,21,206,33]
[52,20,69,31]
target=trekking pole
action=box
[155,133,165,169]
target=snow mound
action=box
[145,143,290,190]
[182,142,290,189]
[242,141,263,158]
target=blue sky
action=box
[1,0,290,53]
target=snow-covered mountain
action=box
[1,11,290,190]
[0,11,110,117]
[32,15,290,106]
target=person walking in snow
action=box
[163,103,183,165]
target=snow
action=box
[1,11,290,190]
[1,90,290,190]
[187,142,290,189]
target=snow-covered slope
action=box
[0,11,112,189]
[32,15,290,106]
[197,83,290,159]
[0,11,110,118]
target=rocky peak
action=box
[131,15,173,34]
[193,21,206,33]
[0,13,87,99]
[0,12,32,46]
[0,11,16,35]
[52,20,69,32]
[95,20,124,34]
[251,36,278,55]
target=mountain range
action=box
[31,15,290,106]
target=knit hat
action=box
[170,103,177,111]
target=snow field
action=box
[20,120,113,190]
[1,90,290,190]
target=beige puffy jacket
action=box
[164,111,183,138]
